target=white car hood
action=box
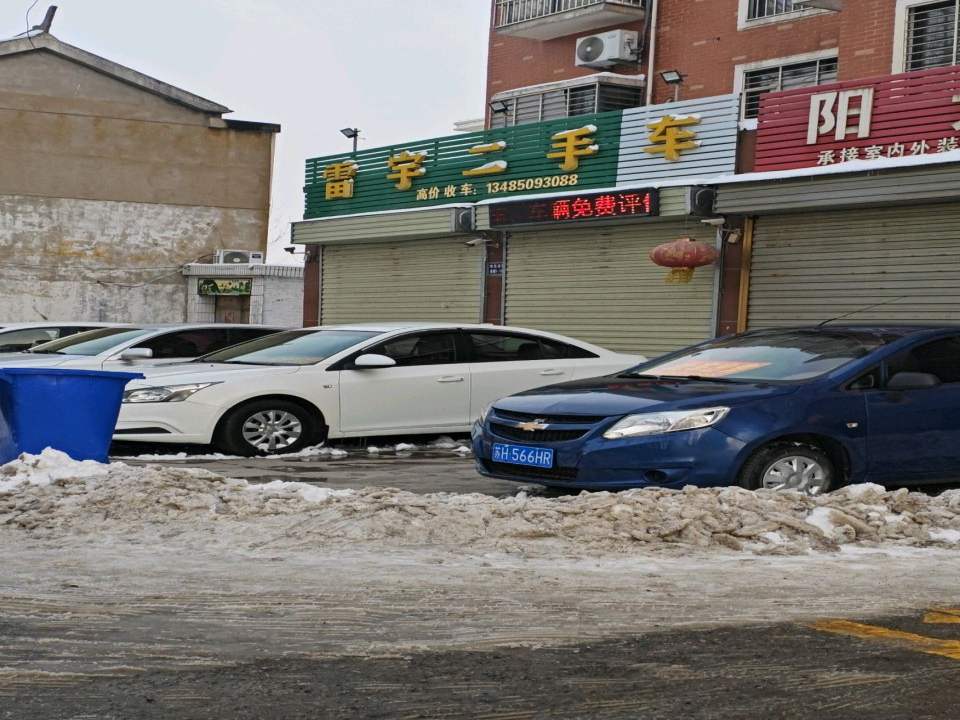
[0,354,77,367]
[126,363,303,388]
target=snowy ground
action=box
[3,450,960,697]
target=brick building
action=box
[486,1,950,128]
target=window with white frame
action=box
[905,0,959,70]
[740,56,838,118]
[745,0,812,21]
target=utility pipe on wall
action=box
[645,0,659,106]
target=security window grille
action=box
[906,0,959,71]
[490,82,642,128]
[495,0,644,28]
[746,0,812,20]
[741,56,838,118]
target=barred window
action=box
[741,56,838,119]
[906,0,959,71]
[746,0,812,20]
[490,82,643,128]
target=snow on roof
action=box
[715,149,960,186]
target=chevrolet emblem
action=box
[517,420,549,432]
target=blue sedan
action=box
[473,326,960,494]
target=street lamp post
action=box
[340,127,360,154]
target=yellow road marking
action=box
[924,608,960,625]
[811,619,960,661]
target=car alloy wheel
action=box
[241,409,303,452]
[761,455,830,495]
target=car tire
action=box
[216,399,322,456]
[738,441,837,495]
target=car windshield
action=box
[29,328,148,356]
[198,329,381,366]
[628,330,890,382]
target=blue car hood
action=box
[494,375,798,417]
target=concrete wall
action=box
[0,49,276,322]
[261,276,303,327]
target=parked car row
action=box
[3,320,954,495]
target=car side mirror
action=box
[887,371,941,391]
[353,353,396,369]
[120,348,154,362]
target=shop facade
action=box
[293,94,741,356]
[715,64,960,331]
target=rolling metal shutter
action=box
[748,203,960,328]
[321,238,483,324]
[505,221,717,356]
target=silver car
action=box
[0,324,287,370]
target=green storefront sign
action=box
[198,278,252,296]
[304,110,624,220]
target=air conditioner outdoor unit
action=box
[575,30,639,68]
[215,249,265,265]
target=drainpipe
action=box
[644,0,659,106]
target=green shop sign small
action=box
[198,278,252,296]
[303,111,624,220]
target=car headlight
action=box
[122,383,219,404]
[477,404,493,424]
[603,407,730,440]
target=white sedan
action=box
[116,323,643,454]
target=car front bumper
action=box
[472,422,747,490]
[114,398,222,445]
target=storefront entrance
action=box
[746,203,960,329]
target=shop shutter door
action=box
[748,204,960,329]
[505,222,716,356]
[321,238,482,324]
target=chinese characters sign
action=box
[755,65,960,172]
[303,95,739,220]
[488,190,659,228]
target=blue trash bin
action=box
[0,368,143,465]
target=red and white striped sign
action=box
[754,65,960,172]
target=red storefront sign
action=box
[754,65,960,172]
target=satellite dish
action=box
[577,37,606,64]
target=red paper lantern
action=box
[649,236,718,284]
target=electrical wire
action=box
[24,0,38,48]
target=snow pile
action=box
[127,437,470,461]
[4,452,960,556]
[0,450,353,531]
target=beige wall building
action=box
[0,32,279,323]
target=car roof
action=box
[0,321,125,330]
[288,322,630,356]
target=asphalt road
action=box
[8,610,960,720]
[112,439,524,496]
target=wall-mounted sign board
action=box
[488,188,659,227]
[755,65,960,172]
[303,95,739,220]
[198,278,252,296]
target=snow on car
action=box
[115,323,642,454]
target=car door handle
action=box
[540,369,565,376]
[436,376,465,383]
